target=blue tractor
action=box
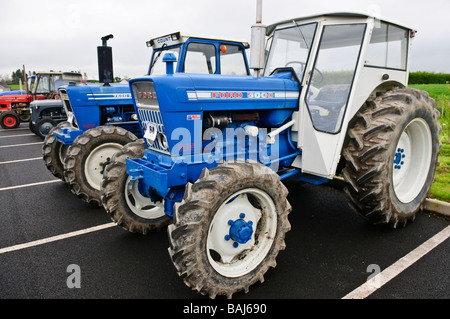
[43,32,251,206]
[101,4,441,298]
[43,35,140,205]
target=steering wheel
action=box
[285,61,324,84]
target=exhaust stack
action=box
[250,0,266,77]
[97,34,114,86]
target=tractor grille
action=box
[59,89,78,128]
[137,106,169,154]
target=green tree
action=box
[11,69,24,84]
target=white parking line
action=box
[0,133,35,138]
[0,223,116,254]
[0,157,42,165]
[0,142,43,148]
[0,180,62,191]
[342,225,450,299]
[0,127,29,132]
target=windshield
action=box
[35,74,51,94]
[264,22,317,81]
[148,46,181,75]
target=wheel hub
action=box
[226,213,254,247]
[4,116,17,127]
[39,122,55,136]
[84,142,123,190]
[394,147,406,170]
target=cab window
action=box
[35,74,51,94]
[264,23,317,82]
[219,44,248,76]
[306,24,366,134]
[149,47,181,75]
[365,22,409,70]
[183,42,216,74]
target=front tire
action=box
[29,121,36,134]
[42,121,71,180]
[168,161,291,298]
[342,88,441,227]
[36,118,57,138]
[64,126,137,206]
[101,139,171,234]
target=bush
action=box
[409,72,450,84]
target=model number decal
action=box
[247,92,275,98]
[187,90,297,101]
[87,93,132,100]
[212,91,274,99]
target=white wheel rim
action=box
[124,176,165,219]
[206,188,277,278]
[392,118,432,203]
[84,142,123,190]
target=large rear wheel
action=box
[342,88,441,227]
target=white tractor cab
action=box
[256,12,440,226]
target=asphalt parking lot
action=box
[0,123,449,303]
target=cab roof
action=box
[148,32,250,49]
[266,11,414,35]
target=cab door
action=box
[298,21,368,178]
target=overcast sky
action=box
[1,0,449,80]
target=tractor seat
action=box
[309,84,350,110]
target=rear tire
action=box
[342,88,441,227]
[0,111,20,129]
[64,126,137,206]
[101,139,171,234]
[18,112,31,122]
[168,161,291,298]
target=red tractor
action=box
[0,71,81,129]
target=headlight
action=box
[157,133,169,150]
